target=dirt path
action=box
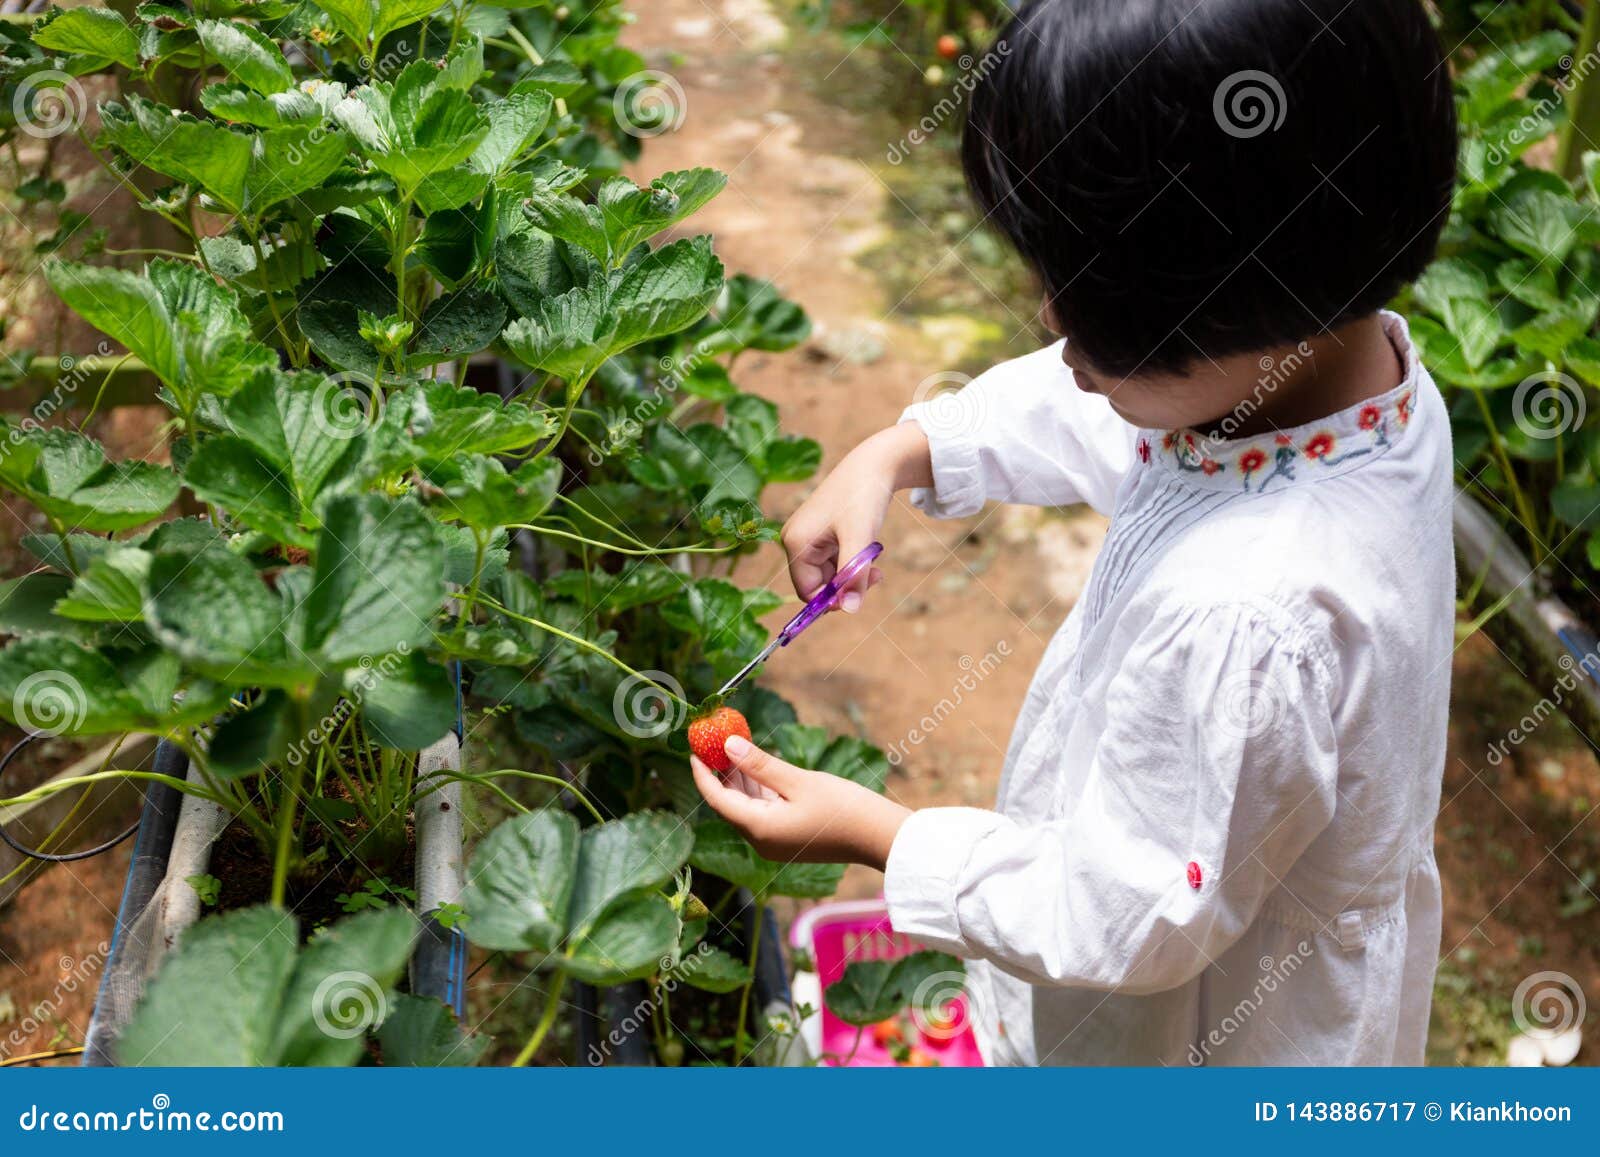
[622,2,1104,901]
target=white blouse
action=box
[885,312,1454,1066]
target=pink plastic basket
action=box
[790,899,985,1067]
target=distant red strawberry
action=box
[936,33,961,60]
[688,706,751,773]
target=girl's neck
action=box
[1200,315,1404,442]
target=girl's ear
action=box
[1040,296,1063,335]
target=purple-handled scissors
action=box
[715,542,884,698]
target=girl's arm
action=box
[899,340,1135,521]
[693,598,1340,994]
[780,341,1134,606]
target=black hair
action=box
[962,0,1457,376]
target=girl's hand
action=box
[691,735,911,871]
[781,422,933,607]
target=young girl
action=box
[692,0,1458,1065]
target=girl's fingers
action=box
[785,532,837,601]
[723,736,799,795]
[691,756,767,826]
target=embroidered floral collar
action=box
[1137,312,1422,494]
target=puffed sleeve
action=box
[882,599,1339,994]
[899,340,1135,519]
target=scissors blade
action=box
[715,637,781,699]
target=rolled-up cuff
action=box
[899,406,985,519]
[883,806,1005,955]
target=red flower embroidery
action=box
[1358,405,1382,430]
[1162,431,1177,451]
[1200,458,1221,476]
[1397,392,1413,425]
[1137,438,1151,463]
[1274,433,1293,447]
[1238,448,1267,476]
[1186,861,1203,890]
[1303,432,1336,459]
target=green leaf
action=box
[272,907,418,1065]
[53,547,150,622]
[0,638,156,736]
[608,236,725,351]
[701,274,811,353]
[311,0,443,46]
[200,83,324,127]
[500,282,615,386]
[471,89,553,175]
[32,7,140,71]
[0,574,98,642]
[119,906,417,1066]
[426,455,561,531]
[1489,187,1584,264]
[117,907,298,1066]
[207,691,294,778]
[398,382,555,462]
[409,287,507,367]
[569,811,694,934]
[563,892,679,985]
[1456,31,1572,125]
[195,19,293,94]
[46,258,271,408]
[301,495,445,665]
[460,809,580,953]
[0,423,177,533]
[98,95,349,216]
[595,169,727,261]
[1509,298,1599,360]
[378,994,487,1066]
[356,651,455,749]
[824,951,964,1027]
[660,578,772,661]
[676,945,752,994]
[146,544,301,687]
[1551,477,1600,530]
[1565,335,1600,384]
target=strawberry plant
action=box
[0,0,890,1066]
[1399,25,1600,596]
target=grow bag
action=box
[82,732,469,1067]
[574,893,807,1066]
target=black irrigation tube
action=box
[0,733,142,863]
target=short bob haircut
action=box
[962,0,1457,377]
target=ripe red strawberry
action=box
[687,706,751,773]
[936,33,960,60]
